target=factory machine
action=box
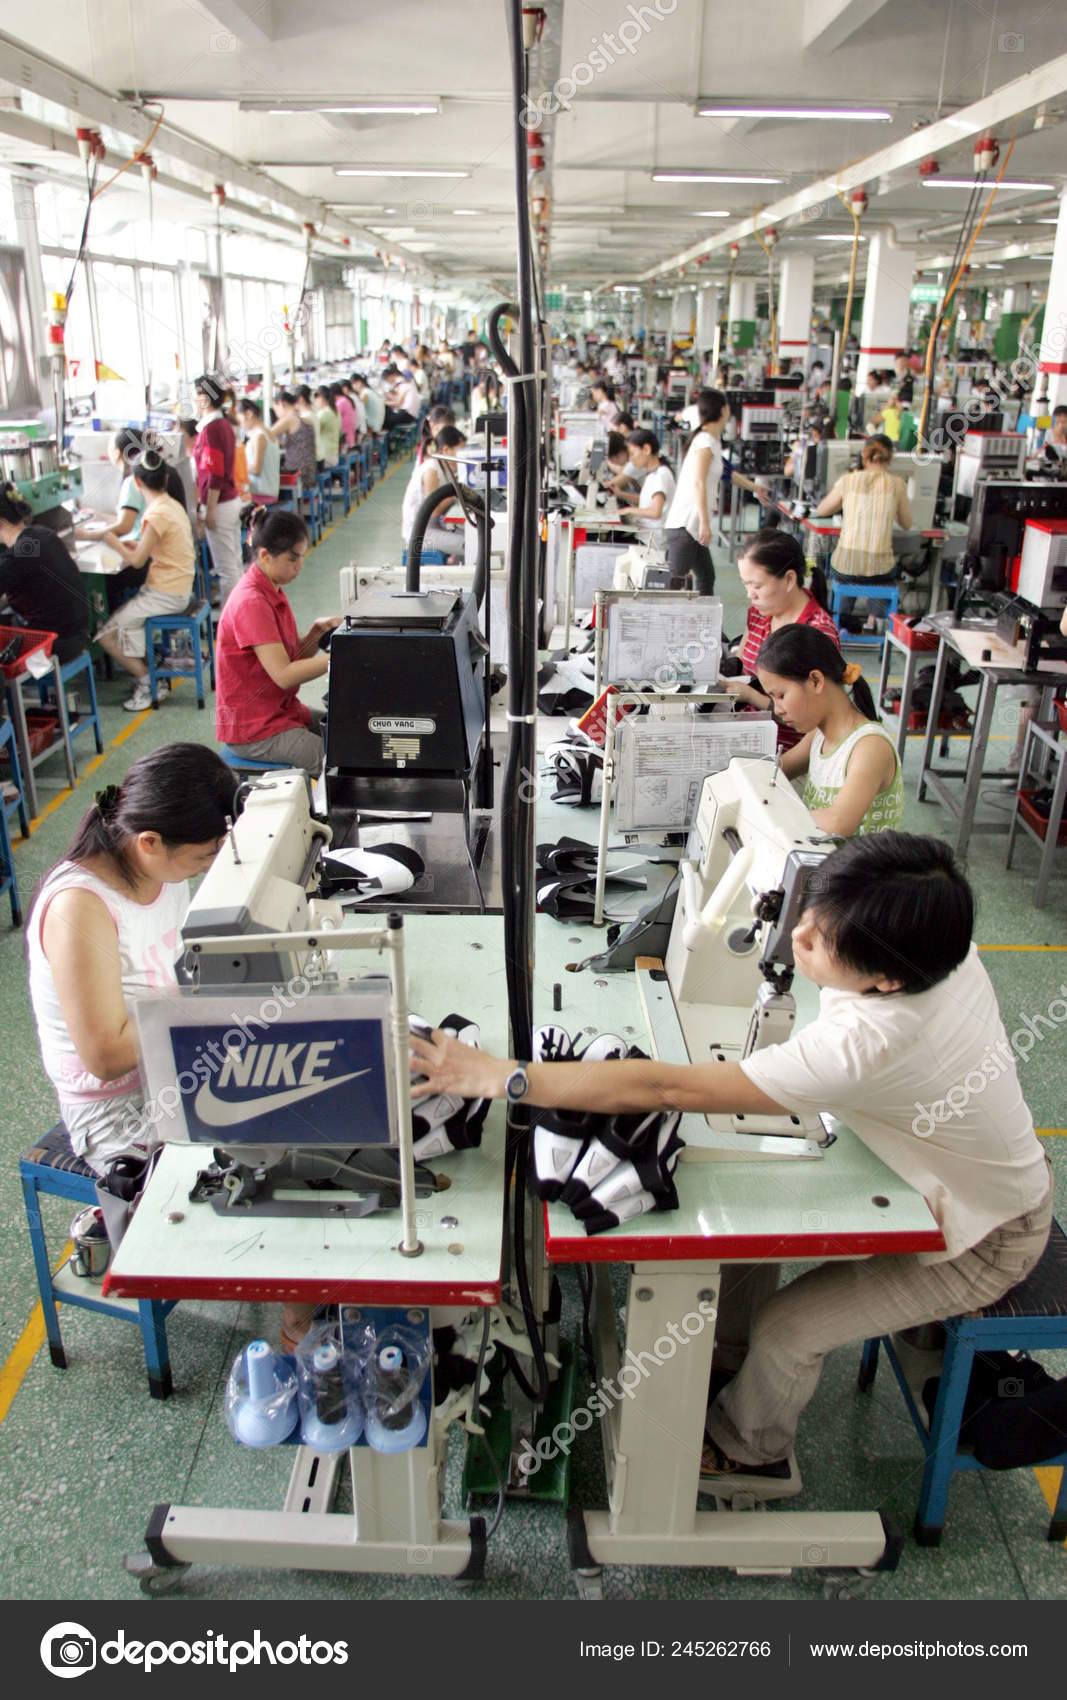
[641,758,836,1160]
[957,478,1067,667]
[952,429,1027,515]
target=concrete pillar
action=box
[1038,190,1067,410]
[728,277,756,351]
[856,231,916,384]
[671,290,695,341]
[10,174,48,385]
[696,286,718,350]
[777,254,814,368]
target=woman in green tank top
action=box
[755,625,904,838]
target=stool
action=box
[301,483,324,545]
[0,710,29,840]
[858,1217,1067,1545]
[1006,711,1067,910]
[144,599,215,710]
[218,744,289,777]
[326,454,353,515]
[20,1124,176,1398]
[828,578,899,648]
[0,717,23,923]
[36,651,104,780]
[316,468,336,525]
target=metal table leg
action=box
[955,672,998,859]
[916,636,951,803]
[5,679,37,819]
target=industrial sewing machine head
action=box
[133,770,437,1224]
[660,757,835,1157]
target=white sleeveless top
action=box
[27,862,189,1172]
[401,460,447,544]
[802,721,904,836]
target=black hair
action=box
[803,832,974,994]
[626,429,660,456]
[606,430,629,461]
[112,427,144,469]
[894,350,910,361]
[755,624,878,720]
[296,384,312,404]
[180,417,198,440]
[419,404,456,450]
[64,744,237,891]
[1053,405,1067,421]
[0,483,32,526]
[238,398,262,420]
[435,426,466,452]
[861,433,894,468]
[313,386,338,413]
[132,450,169,492]
[250,506,309,556]
[194,373,224,407]
[615,410,634,431]
[694,387,728,426]
[277,389,296,406]
[593,378,615,399]
[739,528,830,612]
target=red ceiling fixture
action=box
[918,157,939,178]
[211,184,226,208]
[974,133,999,171]
[850,188,868,215]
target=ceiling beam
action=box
[638,52,1067,280]
[803,0,892,54]
[191,0,274,49]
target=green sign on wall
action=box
[545,291,564,310]
[910,284,942,304]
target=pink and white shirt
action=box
[27,862,189,1173]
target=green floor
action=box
[0,469,1063,1602]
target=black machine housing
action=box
[325,588,488,814]
[957,478,1067,670]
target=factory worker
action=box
[614,431,676,548]
[27,744,236,1174]
[722,530,839,751]
[410,831,1051,1488]
[663,388,730,594]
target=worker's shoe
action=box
[699,1435,802,1499]
[123,678,153,713]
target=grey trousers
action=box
[705,1181,1054,1465]
[229,706,324,776]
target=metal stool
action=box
[859,1217,1067,1545]
[144,597,214,710]
[1006,707,1067,910]
[0,715,24,923]
[326,453,353,516]
[317,468,336,525]
[218,744,289,777]
[828,578,900,648]
[20,1124,176,1399]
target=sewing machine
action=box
[651,758,836,1158]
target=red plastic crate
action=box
[1016,790,1067,846]
[889,614,939,651]
[883,700,969,732]
[0,627,56,680]
[1056,699,1067,736]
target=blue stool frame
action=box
[20,1125,176,1399]
[218,744,288,776]
[828,579,900,649]
[37,651,104,779]
[859,1217,1067,1545]
[145,598,214,709]
[325,454,353,516]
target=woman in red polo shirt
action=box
[214,507,341,774]
[722,529,841,750]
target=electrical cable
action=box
[753,212,777,377]
[91,104,164,202]
[918,176,983,445]
[469,1307,505,1538]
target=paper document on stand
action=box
[614,714,777,832]
[605,599,722,686]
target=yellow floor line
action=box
[978,945,1067,952]
[1035,1466,1066,1543]
[0,1242,73,1425]
[11,699,163,846]
[1038,1129,1067,1137]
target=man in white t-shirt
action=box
[382,365,421,429]
[407,831,1053,1485]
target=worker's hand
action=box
[754,487,773,507]
[203,510,217,532]
[409,1027,507,1104]
[310,615,343,637]
[697,520,712,547]
[719,677,759,705]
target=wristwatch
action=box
[504,1065,530,1103]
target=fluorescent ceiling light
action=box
[699,105,891,121]
[452,208,480,215]
[694,210,730,217]
[1037,217,1060,223]
[921,178,1056,190]
[983,263,1005,269]
[652,172,783,184]
[811,233,867,240]
[334,168,469,178]
[322,105,438,115]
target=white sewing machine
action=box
[642,757,836,1159]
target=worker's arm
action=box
[266,415,291,442]
[296,617,343,660]
[809,732,897,837]
[895,478,913,530]
[104,517,156,568]
[779,730,814,778]
[690,439,714,545]
[814,478,844,519]
[618,490,666,521]
[409,1031,788,1118]
[41,888,139,1080]
[253,642,328,691]
[246,433,265,476]
[76,504,138,542]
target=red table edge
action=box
[543,1206,945,1265]
[102,1273,502,1306]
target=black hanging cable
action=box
[918,174,984,447]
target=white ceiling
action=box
[0,0,1064,299]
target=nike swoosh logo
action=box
[192,1070,371,1128]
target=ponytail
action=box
[755,625,878,720]
[0,482,32,526]
[62,744,236,890]
[739,528,830,612]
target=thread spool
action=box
[363,1342,428,1453]
[299,1340,362,1451]
[233,1340,298,1448]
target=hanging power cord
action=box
[918,125,1015,446]
[917,176,983,441]
[753,210,777,376]
[831,180,862,419]
[90,102,164,202]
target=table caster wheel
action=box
[124,1552,191,1595]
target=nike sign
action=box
[192,1070,371,1129]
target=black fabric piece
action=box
[0,525,90,651]
[921,1349,1064,1466]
